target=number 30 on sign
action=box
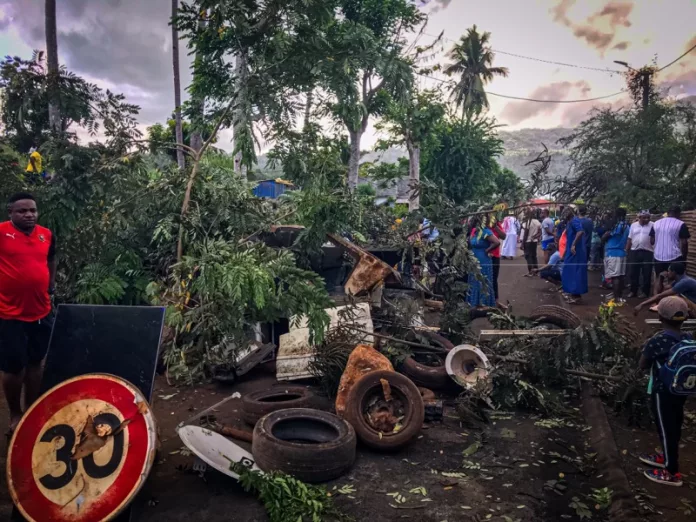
[8,374,158,522]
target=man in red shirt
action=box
[0,193,56,431]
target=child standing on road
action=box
[639,296,694,486]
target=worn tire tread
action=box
[252,408,356,483]
[529,305,581,329]
[242,386,317,426]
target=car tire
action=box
[529,305,581,330]
[242,386,317,426]
[399,332,454,389]
[343,370,424,451]
[252,408,356,483]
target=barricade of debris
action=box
[175,227,645,522]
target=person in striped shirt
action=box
[650,207,690,277]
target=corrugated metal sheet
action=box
[681,211,696,278]
[253,180,289,199]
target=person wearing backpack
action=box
[638,296,694,486]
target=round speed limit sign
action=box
[7,374,158,522]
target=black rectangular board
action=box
[40,304,165,398]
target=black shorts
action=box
[655,256,685,277]
[0,314,53,374]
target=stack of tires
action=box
[242,386,355,483]
[243,368,427,482]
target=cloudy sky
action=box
[0,0,694,151]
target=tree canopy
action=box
[421,115,505,206]
[555,99,696,210]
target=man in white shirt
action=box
[626,210,655,298]
[650,206,690,276]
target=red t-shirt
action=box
[559,230,567,258]
[490,224,504,258]
[0,221,54,321]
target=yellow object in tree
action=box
[26,151,43,173]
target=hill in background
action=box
[256,126,575,183]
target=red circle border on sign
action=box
[8,375,152,522]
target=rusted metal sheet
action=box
[327,234,401,295]
[8,374,158,522]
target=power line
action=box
[416,72,626,103]
[492,49,622,74]
[424,32,621,74]
[658,42,696,71]
[488,89,625,103]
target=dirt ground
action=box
[0,250,695,521]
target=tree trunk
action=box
[347,130,362,190]
[348,116,368,191]
[171,0,186,170]
[303,89,313,131]
[407,142,420,212]
[232,53,248,179]
[189,100,204,152]
[45,0,60,132]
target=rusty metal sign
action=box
[327,234,401,295]
[7,374,158,522]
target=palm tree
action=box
[45,0,60,131]
[189,14,207,153]
[444,25,508,118]
[172,0,186,170]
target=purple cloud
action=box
[500,81,592,125]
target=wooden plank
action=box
[479,329,568,341]
[644,319,696,325]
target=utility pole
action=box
[614,61,653,109]
[172,0,186,171]
[45,0,61,132]
[641,70,652,109]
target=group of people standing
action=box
[523,205,692,307]
[463,204,694,310]
[461,203,696,491]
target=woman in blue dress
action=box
[467,217,501,308]
[561,208,588,304]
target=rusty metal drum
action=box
[7,374,158,522]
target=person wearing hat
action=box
[638,296,692,486]
[626,210,655,299]
[634,262,696,315]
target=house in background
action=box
[360,177,411,206]
[253,178,296,199]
